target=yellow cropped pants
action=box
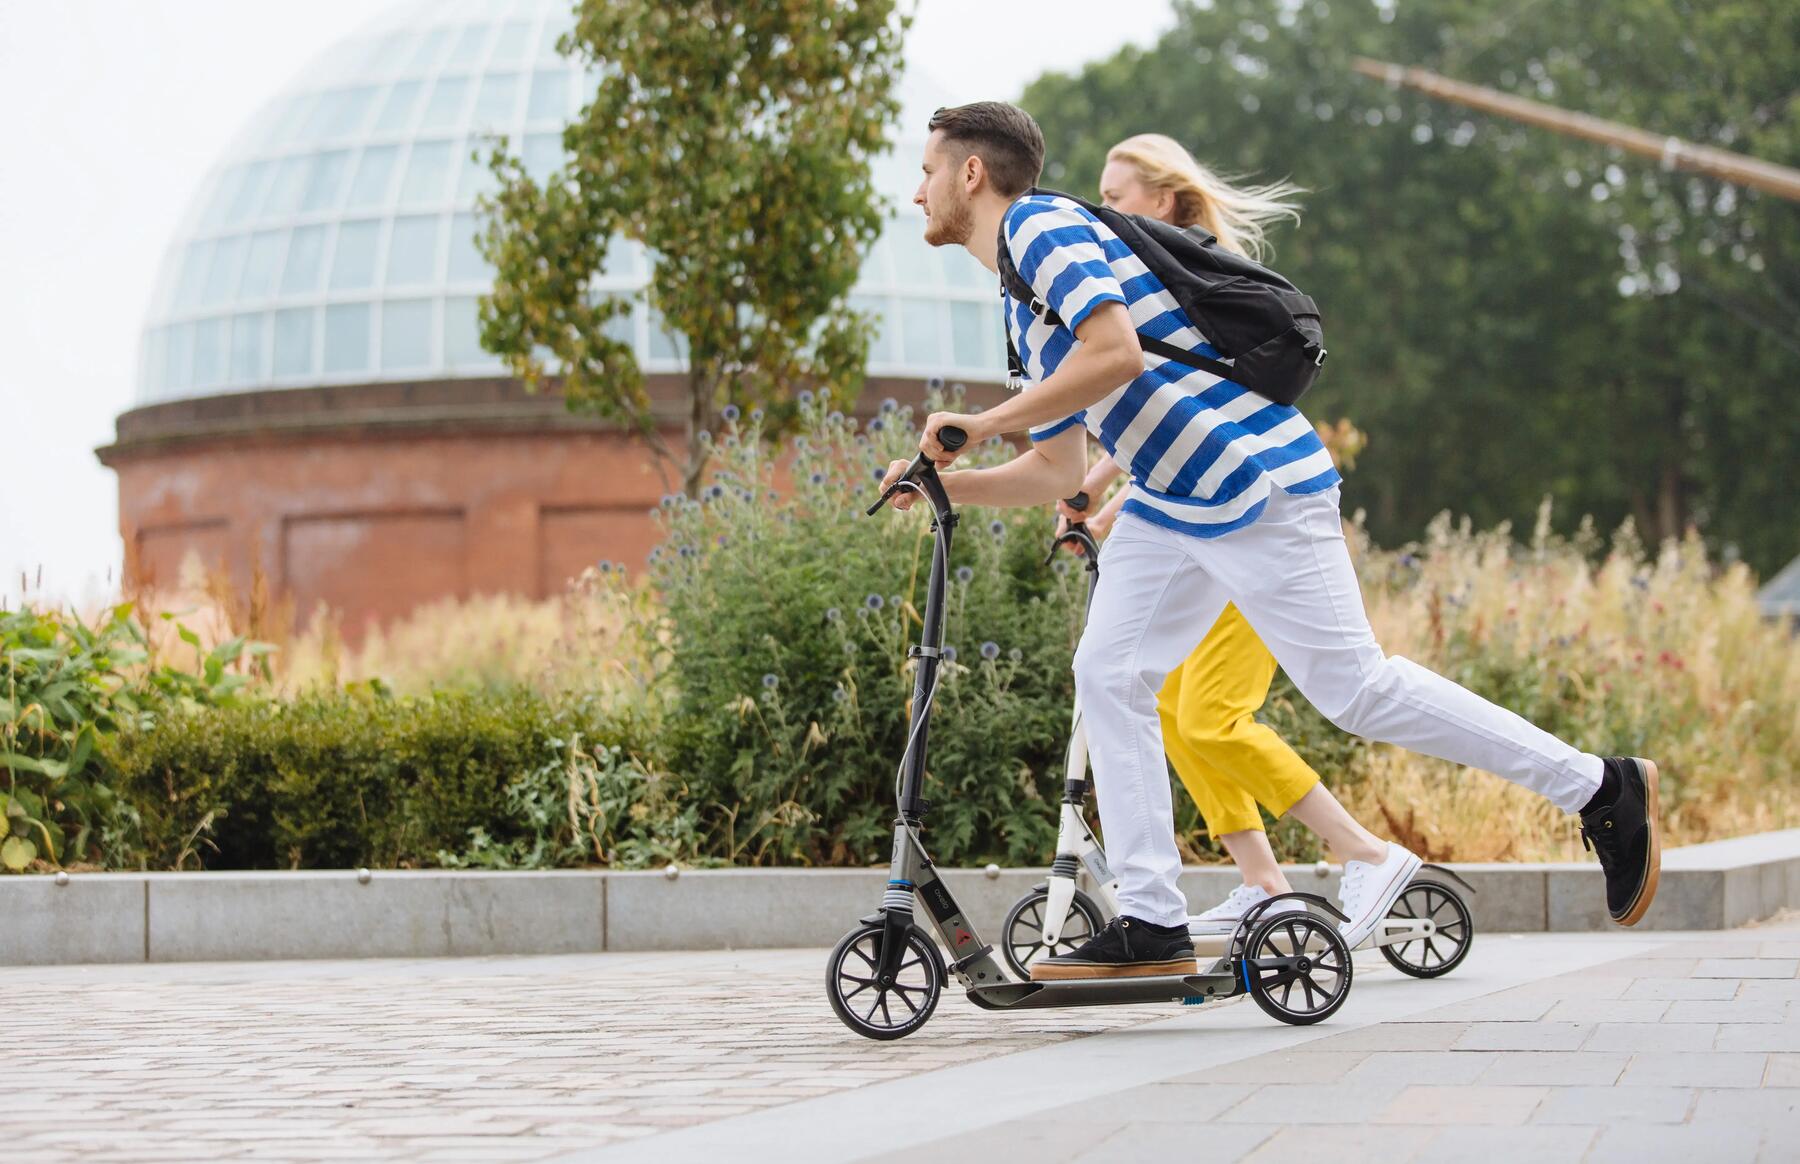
[1157,603,1320,836]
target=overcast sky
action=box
[0,0,1174,608]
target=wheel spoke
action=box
[1300,974,1320,1010]
[841,981,872,1002]
[862,991,883,1024]
[851,943,878,971]
[893,987,920,1016]
[879,994,894,1027]
[840,974,879,987]
[1423,936,1444,965]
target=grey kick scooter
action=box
[825,433,1355,1040]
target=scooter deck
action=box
[966,968,1239,1010]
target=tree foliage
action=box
[478,0,908,495]
[1021,0,1798,574]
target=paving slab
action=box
[17,920,1800,1163]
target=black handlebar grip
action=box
[939,425,967,451]
[1065,491,1090,513]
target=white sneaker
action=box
[1186,884,1305,936]
[1337,842,1423,948]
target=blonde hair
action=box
[1106,133,1303,263]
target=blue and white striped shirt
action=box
[1004,194,1339,537]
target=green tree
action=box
[1020,0,1798,575]
[478,0,908,496]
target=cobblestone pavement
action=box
[4,947,1169,1162]
[15,924,1800,1163]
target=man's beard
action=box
[923,195,973,247]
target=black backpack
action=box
[997,188,1327,407]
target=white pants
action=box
[1077,486,1604,927]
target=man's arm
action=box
[918,301,1142,463]
[879,426,1085,512]
[942,425,1086,508]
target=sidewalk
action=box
[9,921,1798,1162]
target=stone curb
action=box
[7,829,1797,965]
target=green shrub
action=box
[102,686,677,870]
[1,604,266,871]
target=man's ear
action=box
[962,152,985,195]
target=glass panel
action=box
[446,23,492,67]
[473,72,521,126]
[446,213,487,282]
[526,69,569,123]
[204,167,248,223]
[537,13,570,61]
[361,30,411,76]
[943,245,994,290]
[299,150,351,212]
[280,225,328,294]
[458,141,501,200]
[201,235,247,307]
[141,327,167,399]
[420,76,471,131]
[900,298,946,368]
[404,27,452,73]
[262,155,314,217]
[268,93,316,145]
[163,322,195,394]
[300,92,344,141]
[890,230,942,286]
[238,232,286,299]
[647,308,688,362]
[490,21,531,67]
[347,145,399,207]
[191,317,229,388]
[950,300,999,370]
[323,302,372,373]
[443,296,493,366]
[272,307,316,376]
[380,298,434,369]
[327,86,379,138]
[522,132,562,183]
[374,80,425,134]
[386,215,442,285]
[859,233,895,284]
[229,313,266,382]
[399,141,454,203]
[329,220,383,290]
[851,296,898,364]
[600,233,641,279]
[173,240,213,311]
[224,160,274,225]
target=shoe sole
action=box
[1613,758,1662,927]
[1341,849,1424,948]
[1030,957,1200,982]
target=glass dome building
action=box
[135,0,1005,405]
[103,0,1009,632]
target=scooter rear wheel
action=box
[1244,910,1353,1026]
[826,921,944,1041]
[999,885,1106,980]
[1379,880,1474,978]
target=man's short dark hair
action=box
[926,102,1045,198]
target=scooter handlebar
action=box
[865,426,968,515]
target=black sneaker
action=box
[1580,757,1662,926]
[1029,915,1198,981]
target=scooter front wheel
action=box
[1000,884,1106,980]
[826,921,945,1041]
[1244,910,1353,1026]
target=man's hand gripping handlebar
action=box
[1047,490,1100,563]
[868,426,967,515]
